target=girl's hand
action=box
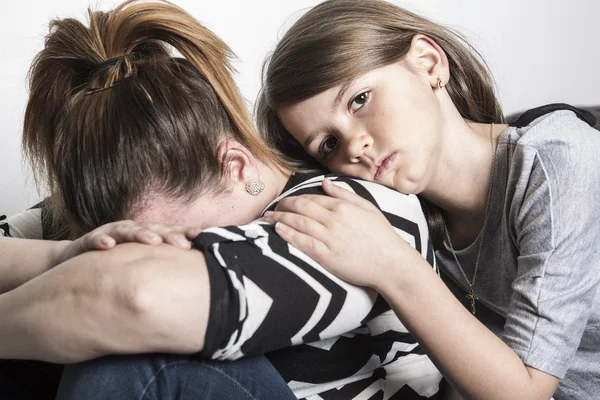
[262,179,420,288]
[54,220,200,266]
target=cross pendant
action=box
[465,287,479,314]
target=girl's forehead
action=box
[278,98,325,136]
[281,86,336,118]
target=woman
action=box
[257,0,600,399]
[0,0,444,398]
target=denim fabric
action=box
[55,354,296,400]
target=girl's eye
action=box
[350,91,370,113]
[318,135,338,159]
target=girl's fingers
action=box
[274,181,376,217]
[290,194,341,210]
[274,222,329,261]
[274,195,333,221]
[322,179,378,212]
[263,211,329,243]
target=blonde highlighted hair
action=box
[23,0,285,235]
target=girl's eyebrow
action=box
[332,81,352,112]
[303,132,319,150]
[304,79,358,150]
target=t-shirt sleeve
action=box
[192,177,434,360]
[193,222,380,360]
[503,135,600,379]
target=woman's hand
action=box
[262,179,420,288]
[54,220,200,266]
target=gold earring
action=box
[437,76,445,89]
[245,179,265,196]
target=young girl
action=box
[257,0,600,399]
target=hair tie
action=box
[85,54,135,96]
[94,55,128,69]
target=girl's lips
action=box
[374,153,396,180]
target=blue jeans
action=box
[55,354,296,400]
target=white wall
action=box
[2,0,599,216]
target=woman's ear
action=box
[405,34,450,88]
[216,139,259,186]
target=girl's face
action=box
[279,61,444,195]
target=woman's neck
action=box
[259,161,294,201]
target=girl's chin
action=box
[391,175,423,195]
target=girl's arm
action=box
[266,179,561,400]
[377,255,559,400]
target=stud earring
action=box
[437,76,445,89]
[245,179,265,196]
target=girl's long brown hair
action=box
[23,0,285,236]
[257,0,505,247]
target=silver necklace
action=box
[443,123,496,315]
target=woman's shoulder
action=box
[274,173,421,211]
[268,172,428,238]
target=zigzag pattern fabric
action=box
[193,174,444,399]
[0,215,9,237]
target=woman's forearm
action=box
[0,237,70,294]
[0,243,210,363]
[376,255,559,400]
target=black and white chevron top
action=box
[2,173,444,399]
[193,173,444,399]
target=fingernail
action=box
[275,222,287,232]
[176,235,190,248]
[100,237,114,247]
[264,211,274,217]
[143,231,160,242]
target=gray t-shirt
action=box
[437,110,600,399]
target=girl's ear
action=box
[405,34,450,87]
[216,139,259,186]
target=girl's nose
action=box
[345,132,373,162]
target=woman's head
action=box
[257,0,504,191]
[24,0,285,236]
